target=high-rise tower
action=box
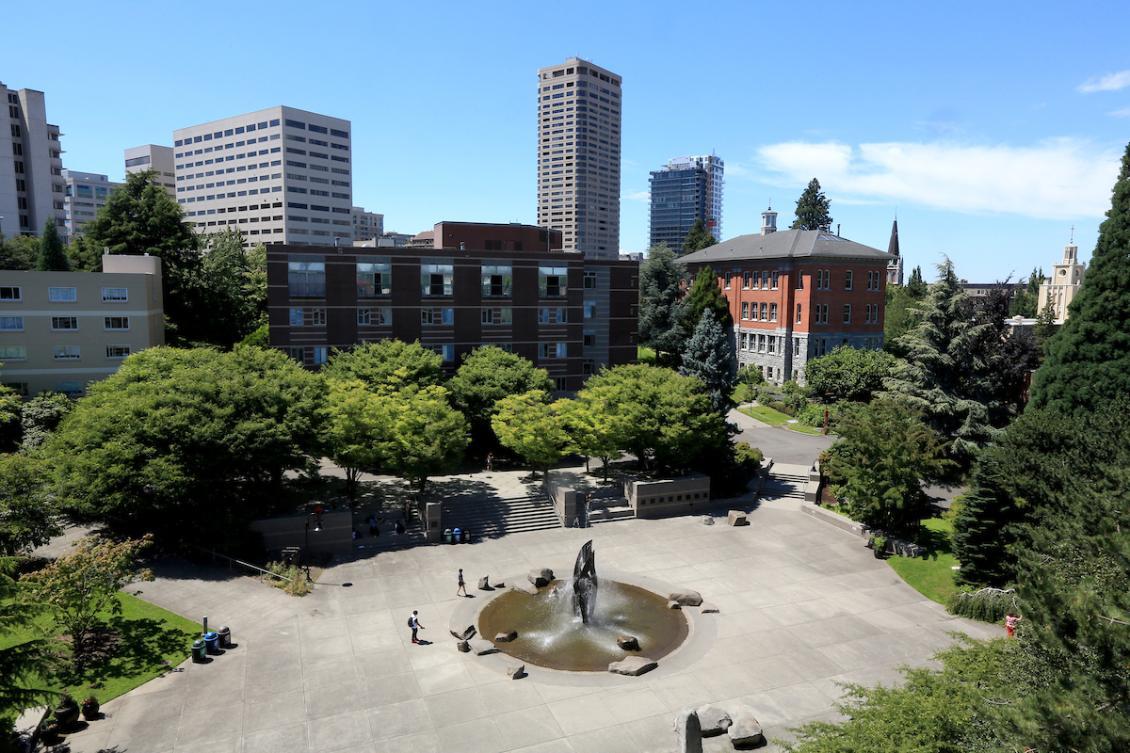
[648,154,724,253]
[536,58,621,259]
[0,82,65,238]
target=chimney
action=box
[760,205,778,235]
[836,224,840,237]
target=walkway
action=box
[729,407,835,467]
[57,499,999,753]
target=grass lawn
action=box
[738,404,828,436]
[886,516,960,605]
[0,592,199,706]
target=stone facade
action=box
[1037,239,1085,323]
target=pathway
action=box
[729,407,835,467]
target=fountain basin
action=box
[477,578,689,672]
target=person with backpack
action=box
[408,610,424,644]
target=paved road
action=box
[729,408,835,467]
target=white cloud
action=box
[626,190,650,202]
[1110,107,1130,118]
[1078,70,1130,93]
[756,139,1119,220]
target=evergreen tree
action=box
[1034,302,1057,352]
[678,266,732,342]
[790,178,833,231]
[678,309,737,415]
[0,235,39,270]
[906,265,928,298]
[682,218,715,253]
[1010,267,1043,317]
[36,221,69,271]
[1030,142,1130,415]
[638,244,686,361]
[66,234,101,271]
[198,229,259,346]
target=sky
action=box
[4,0,1129,281]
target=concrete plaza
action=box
[59,498,998,753]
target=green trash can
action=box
[191,639,207,662]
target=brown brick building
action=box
[267,222,638,390]
[680,210,892,384]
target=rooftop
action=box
[679,229,891,264]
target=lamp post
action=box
[303,504,323,582]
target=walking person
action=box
[485,452,494,473]
[1005,611,1021,638]
[408,610,425,644]
[456,568,467,597]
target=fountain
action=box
[477,540,689,672]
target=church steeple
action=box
[886,217,904,286]
[887,217,900,258]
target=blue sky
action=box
[4,0,1129,281]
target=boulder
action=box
[695,704,731,737]
[700,603,720,614]
[456,640,470,653]
[527,568,554,587]
[726,705,764,748]
[506,663,526,680]
[727,510,749,527]
[616,634,640,651]
[495,580,506,588]
[608,656,657,676]
[510,581,539,595]
[673,708,703,753]
[468,638,497,655]
[669,589,703,607]
[701,516,715,526]
[667,600,682,610]
[478,575,491,590]
[494,630,518,643]
[449,625,476,641]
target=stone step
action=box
[768,473,810,483]
[589,506,636,524]
[441,495,562,539]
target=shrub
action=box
[264,561,310,596]
[947,586,1018,623]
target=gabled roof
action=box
[679,229,892,264]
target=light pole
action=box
[303,504,323,582]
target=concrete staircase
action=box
[761,463,810,500]
[442,495,562,539]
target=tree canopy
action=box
[448,346,552,448]
[491,390,572,476]
[638,244,685,361]
[0,235,39,271]
[790,178,833,231]
[374,385,468,497]
[36,221,69,271]
[1030,142,1130,415]
[678,309,736,415]
[682,218,715,253]
[806,346,898,403]
[678,266,732,341]
[0,454,60,557]
[196,230,263,346]
[323,340,443,394]
[46,346,324,545]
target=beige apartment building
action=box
[173,106,353,246]
[124,144,176,197]
[62,169,121,239]
[0,82,65,238]
[536,58,622,260]
[0,255,164,396]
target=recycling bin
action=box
[191,639,207,662]
[452,527,461,545]
[218,626,232,649]
[203,631,219,654]
[443,528,453,544]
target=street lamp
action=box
[302,504,323,582]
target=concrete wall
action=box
[546,475,581,527]
[624,474,711,519]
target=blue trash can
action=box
[203,631,219,654]
[452,527,461,545]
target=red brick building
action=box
[267,222,638,390]
[680,210,892,384]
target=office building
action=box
[1037,237,1086,323]
[536,58,622,260]
[173,106,352,245]
[648,155,724,254]
[351,206,383,242]
[124,144,176,197]
[0,255,164,396]
[0,82,65,238]
[680,208,891,385]
[267,221,638,389]
[62,170,121,239]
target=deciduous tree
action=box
[19,391,72,450]
[323,340,443,394]
[0,563,61,733]
[376,385,468,502]
[322,379,388,496]
[448,346,552,448]
[0,235,39,271]
[806,346,898,403]
[558,395,629,481]
[491,390,571,477]
[0,454,60,557]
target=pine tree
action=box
[682,218,715,253]
[678,266,733,339]
[36,221,69,271]
[679,309,737,415]
[66,234,101,271]
[906,265,928,298]
[1030,142,1130,415]
[790,178,833,231]
[638,244,686,360]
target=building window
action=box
[583,333,595,346]
[421,308,454,326]
[583,271,597,289]
[0,345,27,361]
[769,303,778,322]
[100,286,130,303]
[761,271,770,290]
[1,287,23,302]
[429,343,454,363]
[106,345,131,359]
[759,303,767,321]
[539,266,567,297]
[0,316,23,331]
[356,259,391,297]
[104,316,130,331]
[772,271,780,289]
[539,307,568,325]
[584,301,596,320]
[752,271,760,288]
[741,302,749,320]
[845,270,854,290]
[793,338,801,356]
[357,307,391,326]
[482,263,513,297]
[481,307,513,325]
[313,346,329,366]
[422,262,454,296]
[49,287,77,303]
[288,307,326,326]
[724,273,732,290]
[796,304,802,323]
[742,271,751,289]
[842,304,852,324]
[53,345,81,360]
[795,273,804,290]
[768,336,776,354]
[539,342,568,359]
[51,316,78,331]
[288,261,326,297]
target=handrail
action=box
[201,548,294,582]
